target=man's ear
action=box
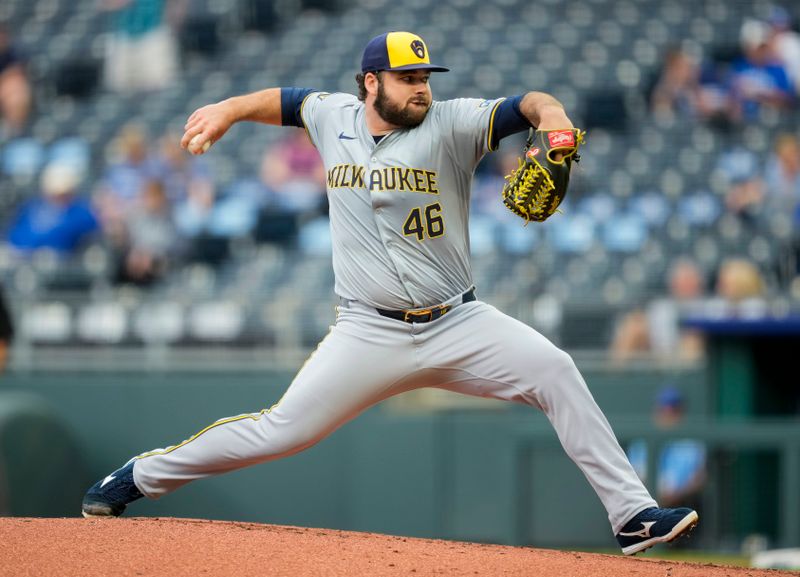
[365,72,380,96]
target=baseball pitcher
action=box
[82,31,698,555]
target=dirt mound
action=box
[0,517,789,577]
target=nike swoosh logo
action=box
[100,474,116,488]
[619,521,656,538]
[338,132,357,140]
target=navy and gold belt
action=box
[376,288,476,323]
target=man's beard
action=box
[374,81,430,128]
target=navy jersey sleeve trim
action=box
[489,95,531,150]
[281,87,316,127]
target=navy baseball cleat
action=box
[81,460,144,518]
[616,507,699,555]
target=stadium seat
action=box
[298,217,332,256]
[469,215,497,256]
[678,192,722,227]
[582,90,628,131]
[188,301,245,342]
[76,302,128,344]
[180,15,220,56]
[577,194,618,222]
[53,58,101,98]
[498,221,540,255]
[549,215,596,254]
[133,302,185,345]
[20,302,72,344]
[629,193,671,227]
[602,214,648,253]
[48,138,91,178]
[2,138,45,180]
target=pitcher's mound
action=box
[0,517,783,577]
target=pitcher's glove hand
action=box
[501,128,585,223]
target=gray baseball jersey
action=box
[301,92,500,309]
[130,91,657,535]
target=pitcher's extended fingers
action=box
[185,113,202,130]
[180,130,201,149]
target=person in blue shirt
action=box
[628,387,707,510]
[730,19,795,120]
[6,163,99,255]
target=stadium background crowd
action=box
[0,0,799,360]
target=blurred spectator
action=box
[650,48,703,120]
[612,257,768,363]
[648,259,707,361]
[6,163,99,255]
[248,129,327,246]
[0,283,13,373]
[714,257,765,305]
[101,0,184,94]
[115,179,182,285]
[729,19,795,120]
[650,48,729,122]
[628,386,706,511]
[716,147,765,223]
[260,129,327,217]
[763,132,800,215]
[150,132,215,203]
[648,44,740,126]
[765,6,800,95]
[0,22,32,138]
[148,132,216,238]
[609,308,650,362]
[610,258,707,364]
[94,123,153,241]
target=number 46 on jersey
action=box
[403,202,444,241]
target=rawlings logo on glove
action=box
[502,128,585,223]
[548,130,576,147]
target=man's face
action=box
[371,69,432,128]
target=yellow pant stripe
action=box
[134,401,282,460]
[135,324,335,461]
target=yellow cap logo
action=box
[411,39,425,59]
[386,32,430,68]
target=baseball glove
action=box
[501,128,585,223]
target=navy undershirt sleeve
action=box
[280,87,316,127]
[490,95,531,149]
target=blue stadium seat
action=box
[678,192,722,227]
[602,213,648,253]
[298,216,332,256]
[549,215,596,254]
[629,192,671,227]
[498,220,540,255]
[48,137,91,178]
[469,215,497,256]
[2,138,45,179]
[577,193,617,222]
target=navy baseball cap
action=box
[361,32,449,74]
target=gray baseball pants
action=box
[133,296,656,533]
